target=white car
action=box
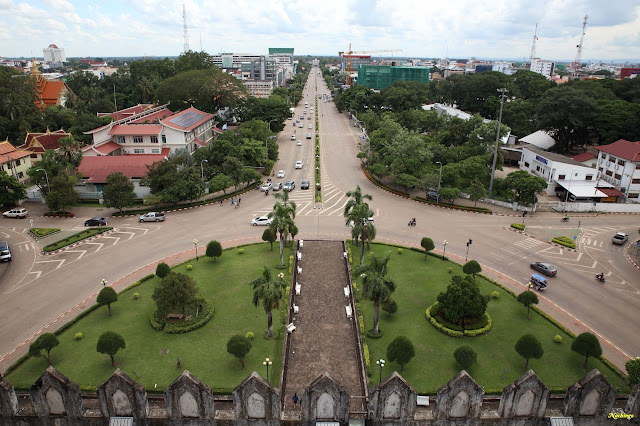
[308,124,312,129]
[297,140,302,146]
[298,123,303,128]
[295,161,303,169]
[2,208,28,218]
[139,212,165,222]
[261,182,272,191]
[251,216,273,226]
[290,135,296,140]
[277,170,286,178]
[283,181,295,191]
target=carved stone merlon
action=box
[498,369,549,419]
[301,372,350,424]
[0,376,18,418]
[30,366,84,418]
[97,368,149,419]
[433,370,484,421]
[165,370,214,420]
[368,371,417,423]
[626,384,640,418]
[232,372,280,423]
[563,369,615,418]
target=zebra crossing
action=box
[578,226,619,248]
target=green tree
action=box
[28,333,59,365]
[155,262,170,278]
[97,286,118,316]
[261,228,276,251]
[268,190,297,267]
[454,346,477,370]
[439,187,461,204]
[571,332,602,368]
[468,180,487,207]
[206,240,222,261]
[103,172,136,213]
[381,298,398,315]
[46,176,80,212]
[386,336,415,372]
[437,275,488,330]
[626,357,640,386]
[250,266,286,338]
[358,252,396,335]
[152,272,198,315]
[414,173,440,199]
[96,331,126,367]
[504,170,547,205]
[162,166,205,204]
[226,334,252,369]
[344,185,372,217]
[420,237,435,260]
[516,290,539,320]
[515,334,544,368]
[208,173,235,195]
[347,203,376,266]
[0,171,27,206]
[174,50,214,73]
[56,136,83,169]
[462,260,482,280]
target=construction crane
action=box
[528,23,538,66]
[570,14,588,79]
[338,44,403,86]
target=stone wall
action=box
[0,368,637,424]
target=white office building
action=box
[530,59,555,78]
[43,44,66,64]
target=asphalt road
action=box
[1,67,638,374]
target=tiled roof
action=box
[129,109,173,123]
[595,139,640,162]
[20,129,71,152]
[0,141,32,163]
[598,187,625,197]
[100,104,154,121]
[161,107,214,132]
[194,138,207,147]
[94,141,121,155]
[571,152,596,162]
[78,151,170,183]
[108,124,162,136]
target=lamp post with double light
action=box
[193,239,199,261]
[101,279,108,287]
[376,359,385,383]
[263,357,272,382]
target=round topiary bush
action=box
[397,248,403,255]
[74,333,83,340]
[238,248,245,255]
[454,345,477,369]
[492,291,500,299]
[246,331,255,340]
[133,292,140,299]
[156,262,170,278]
[554,335,563,344]
[187,264,193,271]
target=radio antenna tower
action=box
[570,14,588,78]
[182,3,190,53]
[529,23,538,66]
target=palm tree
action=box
[57,136,83,169]
[250,266,286,338]
[344,185,372,217]
[358,252,395,336]
[269,191,297,266]
[346,203,376,266]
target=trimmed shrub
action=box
[511,223,526,231]
[397,248,403,255]
[625,357,640,386]
[74,333,83,340]
[454,345,477,369]
[554,335,563,344]
[163,301,215,334]
[245,331,255,341]
[238,248,244,254]
[187,264,193,271]
[156,262,170,278]
[491,291,500,299]
[133,293,140,299]
[552,236,576,249]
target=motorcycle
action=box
[265,190,269,196]
[595,274,606,283]
[408,218,416,226]
[562,216,569,222]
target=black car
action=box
[530,262,557,277]
[427,191,441,202]
[85,217,107,226]
[301,180,310,189]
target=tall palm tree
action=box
[346,203,376,266]
[250,266,286,338]
[358,252,395,336]
[57,136,83,168]
[344,185,372,217]
[269,191,297,266]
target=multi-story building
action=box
[0,140,32,184]
[43,44,65,64]
[530,59,555,78]
[19,129,72,164]
[211,53,263,69]
[242,80,275,98]
[620,67,640,79]
[357,65,430,90]
[594,139,640,202]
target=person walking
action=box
[231,197,235,206]
[238,197,241,206]
[292,393,299,407]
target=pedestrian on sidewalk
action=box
[231,197,235,205]
[238,197,241,206]
[220,199,223,206]
[292,393,299,407]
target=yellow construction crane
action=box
[338,44,403,86]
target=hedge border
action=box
[42,227,113,252]
[414,196,493,214]
[425,303,492,337]
[510,223,526,231]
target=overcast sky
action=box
[1,0,639,62]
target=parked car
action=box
[0,241,11,262]
[277,170,286,178]
[290,135,296,140]
[612,232,629,245]
[2,208,28,218]
[139,212,165,222]
[297,140,302,146]
[272,182,282,191]
[261,182,272,192]
[84,217,107,226]
[301,180,310,189]
[295,161,304,169]
[427,191,441,202]
[251,216,273,226]
[308,124,312,129]
[529,262,557,277]
[283,181,295,191]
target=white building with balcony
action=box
[530,59,555,78]
[594,139,640,202]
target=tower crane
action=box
[338,44,403,86]
[570,14,588,79]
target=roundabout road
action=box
[0,68,638,374]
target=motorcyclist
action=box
[265,190,269,196]
[563,214,569,221]
[597,272,605,281]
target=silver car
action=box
[139,212,165,222]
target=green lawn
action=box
[352,243,627,394]
[5,243,292,392]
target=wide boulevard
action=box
[1,68,638,374]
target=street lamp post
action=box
[376,359,385,383]
[268,119,277,132]
[442,240,448,260]
[265,136,277,160]
[36,168,50,196]
[489,88,508,194]
[200,160,208,181]
[263,357,272,382]
[101,279,108,287]
[436,161,443,195]
[193,239,199,261]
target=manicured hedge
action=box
[511,223,526,231]
[552,236,576,249]
[43,227,113,252]
[30,228,60,238]
[425,303,492,337]
[151,300,215,334]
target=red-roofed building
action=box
[18,129,72,164]
[31,63,72,110]
[77,148,170,197]
[571,152,597,167]
[594,139,640,202]
[84,105,221,157]
[0,141,32,184]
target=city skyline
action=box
[1,0,640,61]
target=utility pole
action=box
[489,88,508,194]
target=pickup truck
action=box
[139,212,165,222]
[612,232,628,245]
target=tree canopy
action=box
[571,332,602,368]
[29,333,59,365]
[386,336,416,372]
[152,272,199,315]
[436,275,488,329]
[96,331,126,367]
[515,334,544,368]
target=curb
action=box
[41,228,117,255]
[506,227,579,252]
